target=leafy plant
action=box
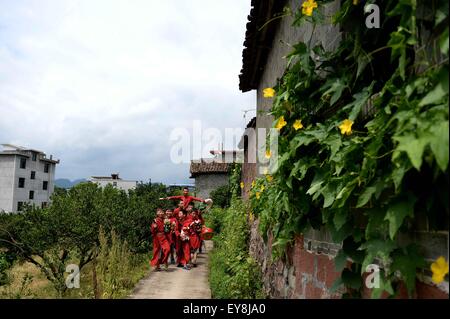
[209,199,265,299]
[0,252,12,286]
[249,0,448,298]
[210,185,231,208]
[0,181,168,297]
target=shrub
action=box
[0,252,11,286]
[97,227,133,298]
[0,181,167,297]
[209,200,265,299]
[210,185,231,208]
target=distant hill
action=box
[55,178,88,189]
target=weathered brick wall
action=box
[243,0,449,299]
[249,218,449,298]
[249,219,343,298]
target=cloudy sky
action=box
[0,0,256,184]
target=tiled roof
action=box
[239,0,287,92]
[190,160,231,178]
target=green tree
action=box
[210,185,231,208]
[0,181,169,297]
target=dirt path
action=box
[129,240,213,299]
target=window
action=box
[17,202,24,211]
[113,182,117,187]
[20,157,26,169]
[44,163,50,173]
[41,202,48,209]
[29,190,34,200]
[43,181,48,190]
[32,153,37,161]
[31,171,36,180]
[18,178,25,188]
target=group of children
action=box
[150,188,211,271]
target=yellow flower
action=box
[431,256,449,284]
[263,87,275,98]
[302,0,318,16]
[293,119,304,130]
[263,167,269,175]
[353,0,359,5]
[260,185,265,192]
[339,119,354,135]
[249,212,254,223]
[255,192,261,200]
[266,175,273,182]
[251,180,256,188]
[265,150,271,159]
[275,116,287,131]
[240,182,244,189]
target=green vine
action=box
[229,163,243,200]
[249,0,449,298]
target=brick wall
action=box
[248,218,448,299]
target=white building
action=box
[90,173,137,192]
[0,144,60,213]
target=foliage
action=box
[96,227,134,298]
[0,251,12,286]
[209,199,265,299]
[0,181,168,297]
[250,0,449,298]
[229,163,242,200]
[0,272,34,299]
[210,185,231,208]
[204,207,226,235]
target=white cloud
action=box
[0,0,255,183]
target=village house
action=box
[189,150,240,199]
[0,144,59,213]
[90,173,137,193]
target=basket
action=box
[200,226,214,240]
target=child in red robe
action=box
[189,210,203,267]
[150,216,160,269]
[173,200,184,216]
[165,209,178,264]
[197,198,212,253]
[177,209,192,270]
[185,204,195,223]
[150,208,171,271]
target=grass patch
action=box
[207,199,265,299]
[0,252,151,299]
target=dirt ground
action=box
[129,240,212,299]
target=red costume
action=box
[150,218,170,267]
[197,211,206,253]
[189,219,202,251]
[166,195,204,209]
[198,211,205,225]
[167,217,177,243]
[177,218,192,266]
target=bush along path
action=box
[129,240,212,299]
